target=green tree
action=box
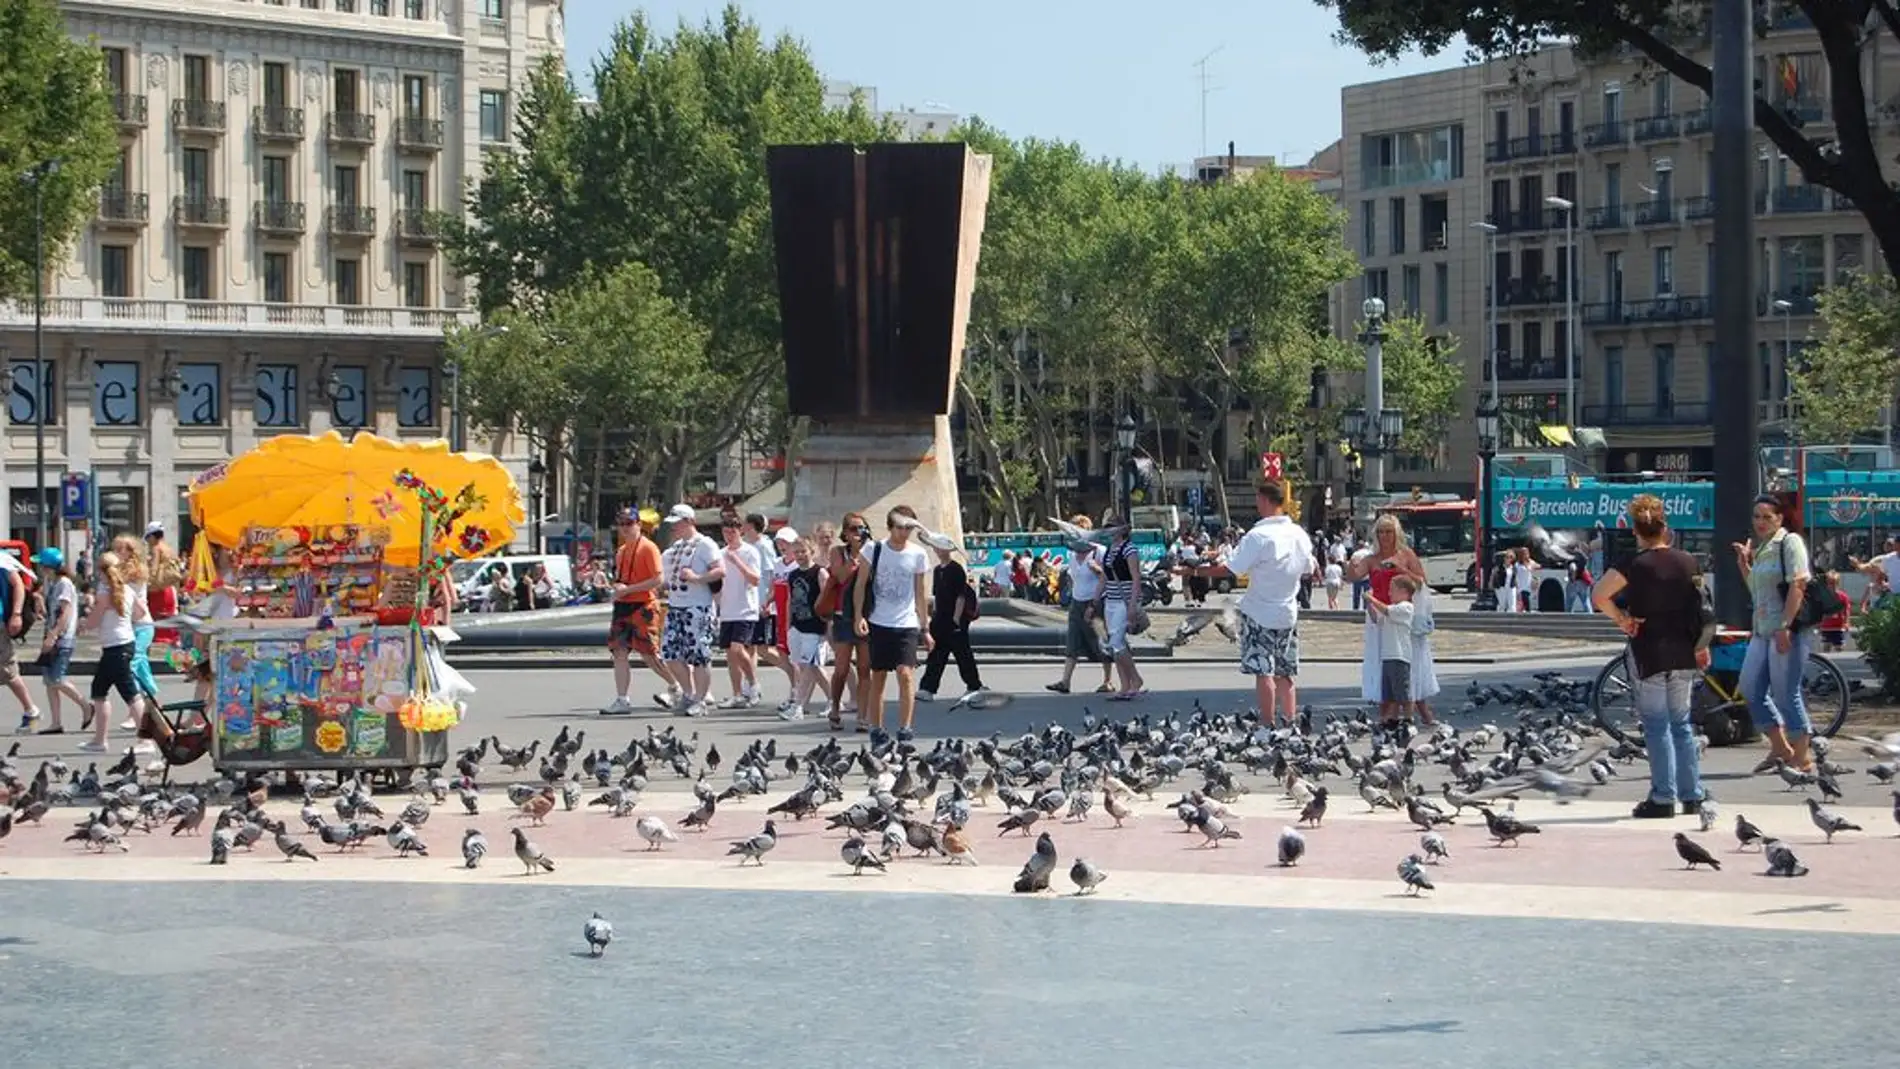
[1318,1,1900,274]
[439,5,887,505]
[0,0,120,300]
[1789,272,1900,442]
[1368,315,1466,458]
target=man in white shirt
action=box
[1047,537,1113,695]
[656,503,723,716]
[1849,534,1900,608]
[1224,478,1315,726]
[852,504,933,744]
[740,513,797,707]
[713,515,763,709]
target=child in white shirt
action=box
[1365,574,1418,726]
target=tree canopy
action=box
[1318,0,1900,274]
[1789,271,1900,442]
[0,0,120,301]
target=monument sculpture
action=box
[765,142,992,545]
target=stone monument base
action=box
[790,417,964,546]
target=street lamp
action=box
[22,159,62,550]
[1772,298,1795,425]
[1342,297,1403,529]
[1471,220,1500,397]
[527,458,547,552]
[1544,194,1578,429]
[1115,413,1138,520]
[1472,396,1502,611]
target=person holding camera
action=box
[852,505,933,744]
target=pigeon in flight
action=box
[583,912,613,957]
[1672,832,1721,870]
[1069,857,1107,896]
[889,514,959,552]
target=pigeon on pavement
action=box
[1275,827,1306,867]
[1673,832,1721,870]
[1806,798,1862,843]
[1069,857,1107,895]
[636,814,679,851]
[1734,813,1765,851]
[583,912,613,957]
[461,828,488,869]
[1012,831,1057,893]
[1419,831,1450,864]
[512,827,556,875]
[841,834,886,875]
[1762,837,1809,877]
[727,820,778,866]
[1397,854,1435,896]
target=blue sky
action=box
[565,1,1460,172]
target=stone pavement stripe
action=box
[2,855,1896,937]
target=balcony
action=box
[254,200,306,236]
[1487,206,1564,234]
[1483,353,1573,382]
[1486,134,1567,163]
[171,98,226,134]
[1581,402,1712,427]
[96,190,148,228]
[1632,199,1675,226]
[1489,277,1569,309]
[1682,195,1716,220]
[111,92,147,129]
[327,204,376,237]
[1682,108,1712,136]
[1585,204,1625,230]
[1772,185,1827,213]
[1759,291,1819,316]
[1581,121,1626,148]
[0,296,473,339]
[1778,96,1827,125]
[1585,295,1711,326]
[327,110,376,145]
[396,115,444,151]
[1632,114,1682,142]
[397,207,441,245]
[252,106,305,142]
[172,195,229,229]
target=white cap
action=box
[663,503,696,525]
[772,526,799,543]
[144,521,166,537]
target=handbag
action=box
[1126,603,1151,636]
[1778,535,1842,631]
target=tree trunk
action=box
[954,375,1023,528]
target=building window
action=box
[98,488,144,537]
[1655,344,1676,413]
[1834,234,1864,279]
[1500,393,1562,449]
[1522,321,1543,362]
[1653,245,1674,295]
[402,169,428,209]
[330,366,370,428]
[397,367,435,427]
[1778,235,1825,297]
[182,246,212,300]
[479,90,508,142]
[6,361,56,426]
[1554,319,1570,372]
[482,0,504,19]
[372,0,390,13]
[1605,346,1624,404]
[93,361,141,427]
[334,69,361,114]
[102,47,127,90]
[334,258,362,305]
[1389,197,1406,255]
[263,62,288,109]
[403,261,429,308]
[254,364,301,428]
[1492,323,1510,364]
[1359,123,1463,189]
[1359,200,1375,256]
[177,363,222,426]
[1433,262,1449,325]
[405,0,424,17]
[101,245,130,298]
[182,147,211,202]
[184,55,210,100]
[333,164,360,206]
[1361,268,1388,305]
[402,75,427,118]
[1401,264,1420,313]
[1651,74,1671,115]
[264,252,291,303]
[263,155,290,203]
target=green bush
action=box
[1853,600,1900,697]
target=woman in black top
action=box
[1591,493,1711,818]
[918,544,987,703]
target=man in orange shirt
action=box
[602,507,666,716]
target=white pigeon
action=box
[635,814,679,851]
[1050,517,1108,554]
[1697,798,1719,834]
[889,514,959,552]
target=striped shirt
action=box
[1101,540,1139,603]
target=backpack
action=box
[1780,535,1842,631]
[2,568,38,639]
[859,542,884,620]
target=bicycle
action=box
[1589,627,1851,745]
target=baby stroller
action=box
[138,699,213,787]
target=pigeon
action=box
[1298,786,1328,827]
[1397,853,1435,896]
[209,827,232,865]
[461,828,488,869]
[889,513,959,551]
[1673,832,1720,870]
[1420,831,1450,864]
[635,815,679,851]
[583,912,613,957]
[726,820,778,866]
[1069,857,1107,895]
[997,807,1041,837]
[1479,806,1540,847]
[1697,797,1718,833]
[1734,813,1765,851]
[1102,790,1132,828]
[387,822,429,857]
[1191,806,1242,848]
[1012,831,1057,893]
[841,834,886,875]
[273,827,317,862]
[1806,798,1861,843]
[1276,827,1306,867]
[1762,837,1809,877]
[511,827,555,874]
[942,823,977,865]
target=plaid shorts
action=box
[1237,615,1299,678]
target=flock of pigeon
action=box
[4,670,1900,959]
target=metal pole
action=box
[1487,227,1499,408]
[33,174,48,551]
[1564,206,1576,428]
[1363,314,1386,507]
[1711,0,1759,627]
[448,355,464,451]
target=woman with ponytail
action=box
[78,550,150,752]
[109,535,162,723]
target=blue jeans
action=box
[131,623,161,701]
[1634,665,1703,803]
[1351,578,1367,611]
[1741,629,1812,736]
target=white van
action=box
[450,554,576,610]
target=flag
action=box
[1780,57,1799,100]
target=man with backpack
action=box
[2,555,45,732]
[917,541,989,706]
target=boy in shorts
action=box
[1365,574,1418,726]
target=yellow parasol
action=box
[187,432,525,567]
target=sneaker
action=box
[76,741,107,753]
[1044,682,1070,694]
[915,690,936,702]
[1630,799,1676,819]
[740,689,761,708]
[1678,797,1705,816]
[118,718,138,732]
[599,696,635,716]
[896,727,915,743]
[16,711,41,735]
[684,701,708,718]
[776,704,806,722]
[962,688,991,706]
[653,690,680,711]
[716,695,749,710]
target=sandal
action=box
[828,711,842,732]
[1093,683,1115,694]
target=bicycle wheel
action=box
[1802,653,1851,738]
[1590,651,1634,720]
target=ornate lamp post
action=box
[1472,396,1502,610]
[1115,413,1137,520]
[527,458,547,552]
[1342,296,1405,532]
